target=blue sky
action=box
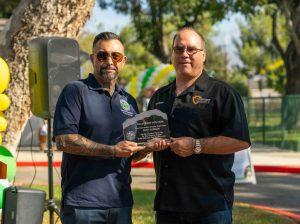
[212,13,246,67]
[83,5,244,67]
[83,5,130,34]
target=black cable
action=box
[13,115,38,187]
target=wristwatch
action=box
[194,139,202,154]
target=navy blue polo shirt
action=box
[148,70,250,214]
[53,74,138,208]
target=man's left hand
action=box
[169,137,195,157]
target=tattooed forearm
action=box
[55,134,114,157]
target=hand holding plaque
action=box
[123,109,170,145]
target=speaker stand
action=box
[46,118,60,224]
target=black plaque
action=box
[123,109,170,144]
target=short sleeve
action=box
[219,87,251,145]
[53,82,82,137]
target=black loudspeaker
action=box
[29,37,80,118]
[1,186,46,224]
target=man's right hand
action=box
[113,140,145,157]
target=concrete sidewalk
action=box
[250,143,300,166]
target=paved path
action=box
[235,172,300,215]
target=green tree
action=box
[99,1,249,93]
[233,7,288,94]
[119,22,228,88]
[229,0,300,94]
[97,1,242,98]
[205,41,229,81]
[120,25,160,83]
[269,1,300,95]
[76,25,161,89]
[98,0,228,63]
[77,31,96,77]
[228,72,250,96]
[0,0,20,18]
[99,0,300,94]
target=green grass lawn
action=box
[29,186,299,224]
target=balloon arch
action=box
[125,64,175,98]
[0,57,16,208]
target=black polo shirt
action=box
[53,74,138,208]
[148,70,250,214]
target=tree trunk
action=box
[282,0,300,94]
[149,1,169,63]
[285,42,300,94]
[0,0,95,155]
[151,22,169,63]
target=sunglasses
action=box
[96,51,124,63]
[173,46,204,55]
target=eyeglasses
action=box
[173,46,204,55]
[96,51,124,63]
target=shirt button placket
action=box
[162,163,169,186]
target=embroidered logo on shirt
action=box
[192,95,211,105]
[120,99,134,116]
[120,99,130,111]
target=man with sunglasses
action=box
[147,27,251,223]
[53,32,164,224]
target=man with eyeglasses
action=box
[53,32,165,224]
[148,27,251,223]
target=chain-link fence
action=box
[243,95,300,151]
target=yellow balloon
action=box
[0,111,7,132]
[0,116,7,132]
[0,94,10,111]
[0,133,2,144]
[0,57,10,93]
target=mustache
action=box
[100,65,117,70]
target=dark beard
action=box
[98,65,119,81]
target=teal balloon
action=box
[0,184,5,208]
[0,145,16,181]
